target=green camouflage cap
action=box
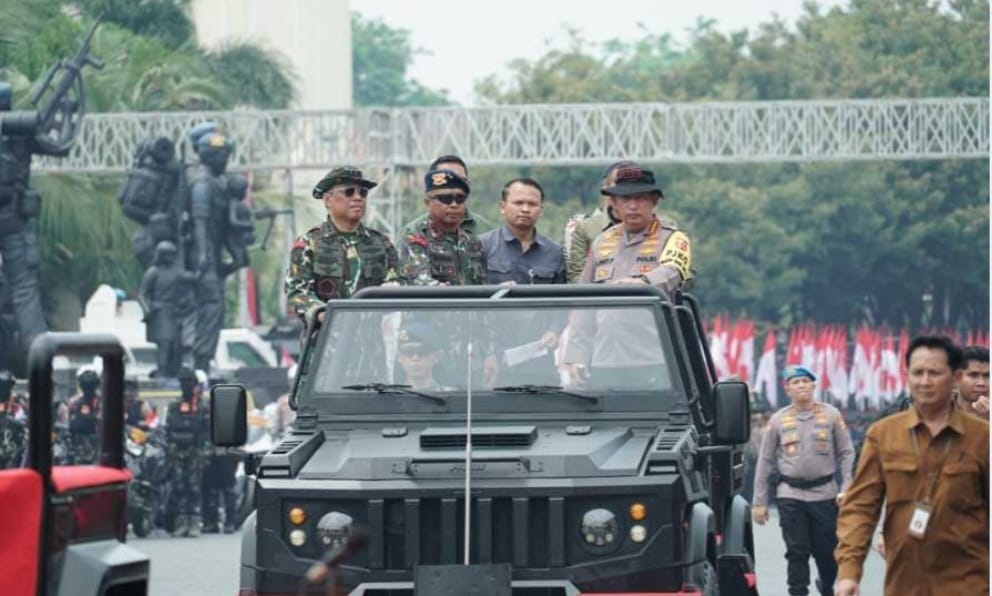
[312,166,378,199]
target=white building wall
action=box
[191,0,352,110]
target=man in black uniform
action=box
[165,367,208,537]
[0,369,26,468]
[67,369,102,465]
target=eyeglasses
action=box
[399,343,434,359]
[432,193,468,205]
[334,187,370,199]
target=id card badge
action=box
[907,502,932,539]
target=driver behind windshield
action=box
[396,322,450,391]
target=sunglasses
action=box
[399,343,435,359]
[432,193,468,205]
[334,187,370,199]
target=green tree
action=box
[352,12,449,107]
[475,0,990,328]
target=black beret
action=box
[424,169,470,195]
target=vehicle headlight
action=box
[581,508,618,547]
[316,511,353,549]
[629,524,647,543]
[289,529,307,546]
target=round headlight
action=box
[288,507,307,525]
[317,511,354,549]
[629,524,647,543]
[289,529,307,546]
[581,508,619,547]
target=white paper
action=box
[503,339,548,367]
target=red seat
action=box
[51,465,132,494]
[0,468,42,596]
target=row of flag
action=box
[708,316,991,409]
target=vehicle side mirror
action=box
[211,384,247,447]
[713,381,750,445]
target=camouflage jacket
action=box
[563,207,617,283]
[285,218,402,316]
[398,217,487,286]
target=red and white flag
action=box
[735,319,755,384]
[754,331,778,407]
[709,315,732,380]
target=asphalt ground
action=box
[132,506,886,596]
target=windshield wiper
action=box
[341,383,447,405]
[492,384,600,404]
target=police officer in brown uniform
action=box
[577,164,691,291]
[753,365,855,596]
[561,164,691,387]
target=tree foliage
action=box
[474,0,989,329]
[1,0,299,328]
[352,13,450,107]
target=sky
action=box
[352,0,849,106]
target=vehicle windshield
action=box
[309,303,677,407]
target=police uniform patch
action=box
[637,265,653,273]
[659,230,691,281]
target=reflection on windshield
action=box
[311,305,672,396]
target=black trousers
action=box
[777,498,838,596]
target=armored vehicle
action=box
[0,333,149,596]
[213,285,758,595]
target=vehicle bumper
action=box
[53,539,149,596]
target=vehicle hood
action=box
[296,425,656,480]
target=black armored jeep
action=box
[213,285,759,596]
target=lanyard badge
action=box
[907,429,953,540]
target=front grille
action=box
[368,496,563,570]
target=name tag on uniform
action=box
[908,502,931,539]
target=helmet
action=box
[188,121,219,149]
[77,368,100,392]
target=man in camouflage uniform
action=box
[285,166,402,322]
[562,161,632,283]
[403,155,480,235]
[398,169,486,286]
[166,367,209,537]
[0,369,26,468]
[752,365,855,596]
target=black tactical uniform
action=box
[166,368,208,537]
[67,370,102,465]
[0,370,26,468]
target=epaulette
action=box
[658,215,681,231]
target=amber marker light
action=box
[289,507,307,525]
[629,503,647,521]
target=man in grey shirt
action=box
[753,365,855,596]
[480,177,565,385]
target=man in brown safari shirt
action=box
[834,335,989,596]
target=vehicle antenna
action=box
[463,339,473,565]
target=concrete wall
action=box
[190,0,352,110]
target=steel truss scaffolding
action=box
[30,97,989,237]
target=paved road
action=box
[133,508,886,595]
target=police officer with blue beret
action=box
[752,365,855,596]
